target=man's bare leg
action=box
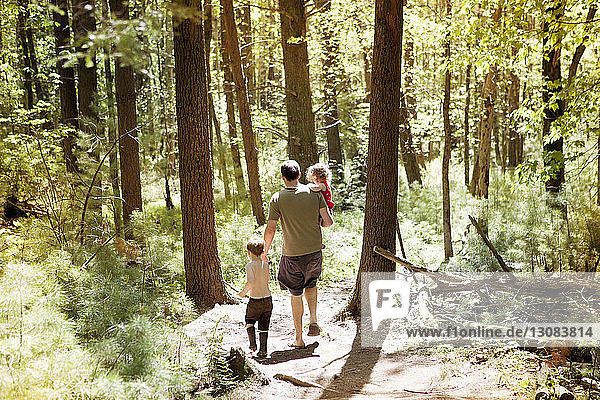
[304,286,318,324]
[291,294,305,347]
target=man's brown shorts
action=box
[278,250,323,296]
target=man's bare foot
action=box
[290,341,306,349]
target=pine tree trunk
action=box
[348,0,402,316]
[279,0,317,179]
[173,0,229,309]
[220,14,246,198]
[52,0,80,173]
[442,0,453,259]
[239,4,255,105]
[464,63,471,185]
[210,97,232,200]
[221,0,265,225]
[542,1,565,193]
[507,65,520,168]
[73,0,102,234]
[24,14,45,102]
[109,0,142,229]
[316,0,344,183]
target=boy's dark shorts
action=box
[278,250,323,296]
[245,296,273,331]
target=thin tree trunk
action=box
[279,0,317,179]
[109,0,143,229]
[52,0,80,173]
[348,0,402,316]
[173,0,229,309]
[464,63,471,185]
[220,13,246,197]
[17,0,33,109]
[73,0,102,236]
[239,4,255,105]
[316,0,344,184]
[567,5,597,88]
[363,49,371,97]
[102,0,122,235]
[442,0,453,259]
[211,98,231,200]
[221,0,265,225]
[507,62,520,168]
[25,16,45,102]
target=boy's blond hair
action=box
[246,237,265,257]
[306,163,331,183]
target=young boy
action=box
[238,237,272,357]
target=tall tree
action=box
[17,0,33,109]
[279,0,317,178]
[173,0,229,308]
[316,0,344,183]
[101,0,122,235]
[109,0,142,228]
[348,0,402,316]
[506,62,521,168]
[470,7,501,199]
[441,0,453,259]
[52,0,80,173]
[220,13,246,197]
[541,0,565,193]
[464,63,471,185]
[221,0,265,225]
[238,4,255,105]
[72,0,102,232]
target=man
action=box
[263,160,334,348]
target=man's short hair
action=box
[281,160,300,181]
[247,237,265,256]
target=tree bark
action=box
[348,0,402,316]
[52,0,80,173]
[17,0,33,109]
[221,0,265,225]
[567,5,597,88]
[316,0,344,184]
[464,63,471,185]
[173,0,230,309]
[400,30,421,187]
[442,0,453,259]
[506,63,521,168]
[542,1,565,193]
[279,0,317,179]
[220,13,247,198]
[109,0,143,228]
[23,4,45,103]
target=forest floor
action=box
[185,277,548,399]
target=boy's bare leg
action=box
[304,286,318,324]
[291,294,305,347]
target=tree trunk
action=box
[442,0,453,259]
[400,30,421,187]
[102,0,122,236]
[507,64,521,168]
[363,49,371,97]
[279,0,317,179]
[173,0,229,309]
[17,0,33,109]
[52,0,80,173]
[23,7,45,102]
[316,0,344,184]
[109,0,142,229]
[221,0,265,225]
[464,63,471,185]
[542,1,565,193]
[238,4,255,105]
[405,39,417,119]
[211,98,232,200]
[348,0,402,316]
[220,13,247,198]
[73,0,102,234]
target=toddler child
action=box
[238,237,272,357]
[306,163,334,212]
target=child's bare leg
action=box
[291,294,305,347]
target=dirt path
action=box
[184,278,544,399]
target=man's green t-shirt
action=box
[268,184,327,257]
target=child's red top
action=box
[322,182,334,210]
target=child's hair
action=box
[306,163,331,184]
[246,237,265,256]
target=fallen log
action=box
[273,373,325,389]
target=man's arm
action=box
[319,207,333,227]
[263,220,277,262]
